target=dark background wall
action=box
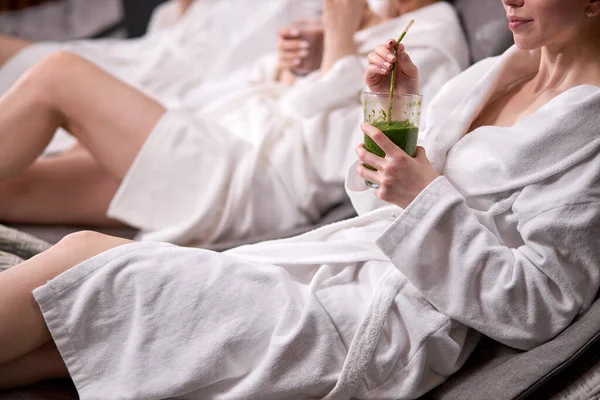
[122,0,170,37]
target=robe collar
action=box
[422,46,600,196]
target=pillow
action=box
[452,0,514,62]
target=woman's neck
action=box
[360,7,386,31]
[534,35,600,92]
[392,0,436,18]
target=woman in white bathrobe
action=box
[0,0,468,246]
[0,0,293,98]
[1,0,599,398]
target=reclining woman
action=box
[0,0,468,246]
[0,0,599,398]
[0,0,291,105]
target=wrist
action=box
[324,34,355,58]
[324,28,354,46]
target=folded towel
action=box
[0,250,24,271]
[0,224,51,262]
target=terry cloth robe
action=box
[0,0,292,101]
[32,46,600,399]
[0,0,294,153]
[108,1,469,246]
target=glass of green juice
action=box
[363,92,422,189]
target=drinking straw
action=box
[387,19,415,124]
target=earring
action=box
[587,10,594,17]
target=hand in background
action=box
[355,123,438,208]
[366,40,419,95]
[276,27,310,85]
[277,27,310,72]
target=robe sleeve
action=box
[376,176,600,350]
[247,54,280,84]
[279,55,366,119]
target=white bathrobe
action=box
[108,2,470,246]
[33,46,600,399]
[0,0,295,153]
[0,0,292,102]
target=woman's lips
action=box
[508,17,533,31]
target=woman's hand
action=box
[276,27,309,84]
[277,27,309,72]
[365,40,419,95]
[320,0,367,74]
[356,123,438,208]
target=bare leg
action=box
[0,34,32,67]
[0,342,69,390]
[0,150,123,226]
[0,231,131,365]
[0,50,166,182]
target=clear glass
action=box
[363,92,423,189]
[290,0,324,77]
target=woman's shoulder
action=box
[425,46,519,110]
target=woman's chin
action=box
[513,38,539,51]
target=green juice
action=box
[363,120,419,171]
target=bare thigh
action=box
[45,52,166,179]
[1,51,166,181]
[0,34,32,67]
[0,149,123,226]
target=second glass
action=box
[363,92,422,189]
[290,0,324,76]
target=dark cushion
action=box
[0,380,76,400]
[424,295,600,399]
[452,0,514,62]
[121,0,170,38]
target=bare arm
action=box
[320,0,368,75]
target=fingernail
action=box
[299,50,309,57]
[380,67,387,73]
[300,41,310,48]
[294,59,301,65]
[398,44,404,52]
[361,122,367,129]
[290,29,300,36]
[383,62,391,68]
[387,54,395,61]
[388,39,395,46]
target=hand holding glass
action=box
[290,0,324,76]
[363,92,422,189]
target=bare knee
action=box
[58,230,114,248]
[56,230,133,257]
[15,51,90,107]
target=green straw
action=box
[387,19,415,125]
